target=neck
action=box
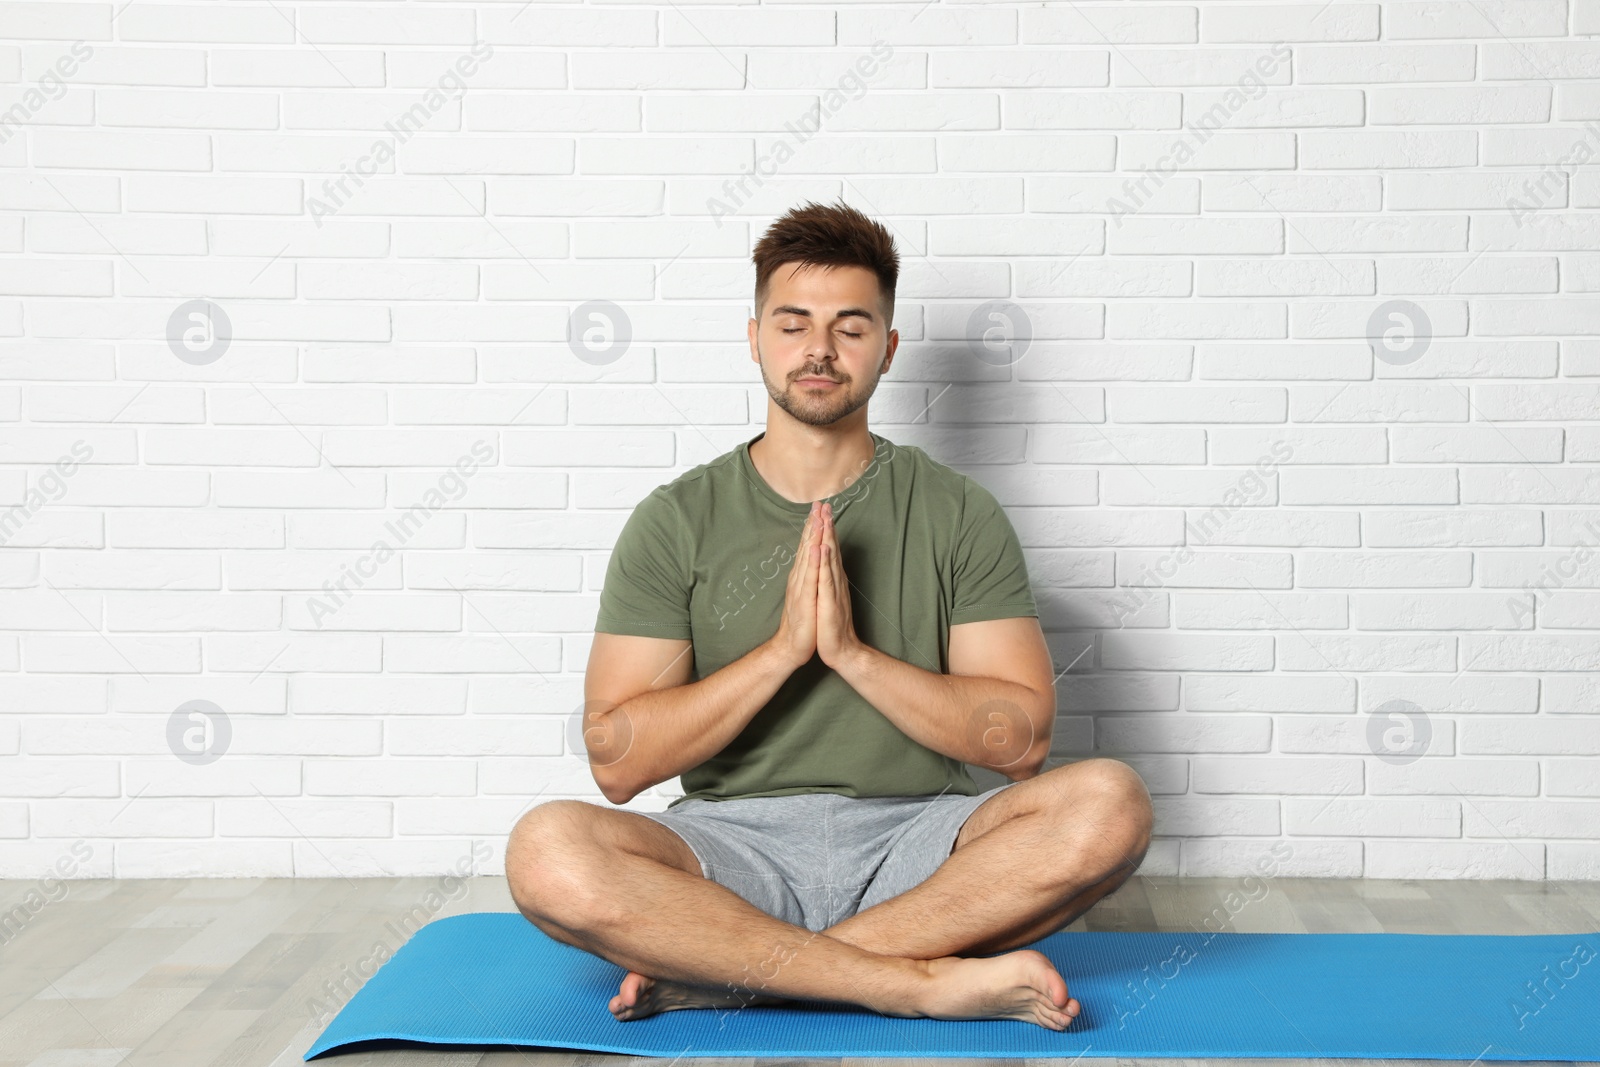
[748,419,877,504]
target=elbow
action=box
[1017,691,1054,779]
[600,784,636,807]
[593,765,636,807]
[1005,746,1049,782]
[976,689,1053,781]
[990,720,1051,781]
[583,704,641,805]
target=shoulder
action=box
[627,440,745,525]
[878,434,964,491]
[882,435,1003,513]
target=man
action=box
[506,200,1153,1031]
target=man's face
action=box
[750,263,897,428]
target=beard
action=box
[756,343,881,427]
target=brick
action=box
[1466,800,1600,838]
[304,760,475,796]
[1547,758,1600,797]
[1368,758,1538,796]
[1181,837,1362,878]
[1097,712,1273,752]
[1366,841,1545,880]
[1192,757,1362,794]
[1153,797,1279,836]
[1276,714,1456,756]
[1284,797,1459,837]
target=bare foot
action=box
[609,969,794,1021]
[608,949,1080,1032]
[915,950,1080,1031]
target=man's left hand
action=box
[816,501,865,670]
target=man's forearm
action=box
[597,640,797,804]
[834,644,1052,777]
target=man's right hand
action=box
[769,499,823,671]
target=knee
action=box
[1076,758,1154,862]
[506,800,609,924]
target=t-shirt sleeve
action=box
[594,490,693,640]
[950,476,1038,625]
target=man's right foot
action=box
[914,949,1080,1031]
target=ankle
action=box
[894,956,938,1019]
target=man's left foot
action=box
[609,969,793,1021]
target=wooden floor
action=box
[1,873,1595,1066]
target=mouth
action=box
[797,376,842,386]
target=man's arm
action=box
[582,632,798,805]
[811,496,1055,778]
[583,500,828,805]
[832,616,1057,780]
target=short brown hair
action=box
[752,199,899,326]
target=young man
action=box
[506,200,1153,1031]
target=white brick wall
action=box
[2,1,1599,882]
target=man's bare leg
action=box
[613,801,1143,1018]
[824,785,1150,959]
[608,761,1151,1019]
[507,803,1077,1030]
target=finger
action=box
[819,514,839,574]
[828,541,844,608]
[806,520,822,585]
[817,543,831,619]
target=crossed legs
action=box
[505,758,1154,1028]
[823,759,1153,959]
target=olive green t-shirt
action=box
[593,429,1038,809]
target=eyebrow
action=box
[770,304,877,323]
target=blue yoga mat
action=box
[305,912,1600,1060]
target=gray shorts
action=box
[634,781,1023,933]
